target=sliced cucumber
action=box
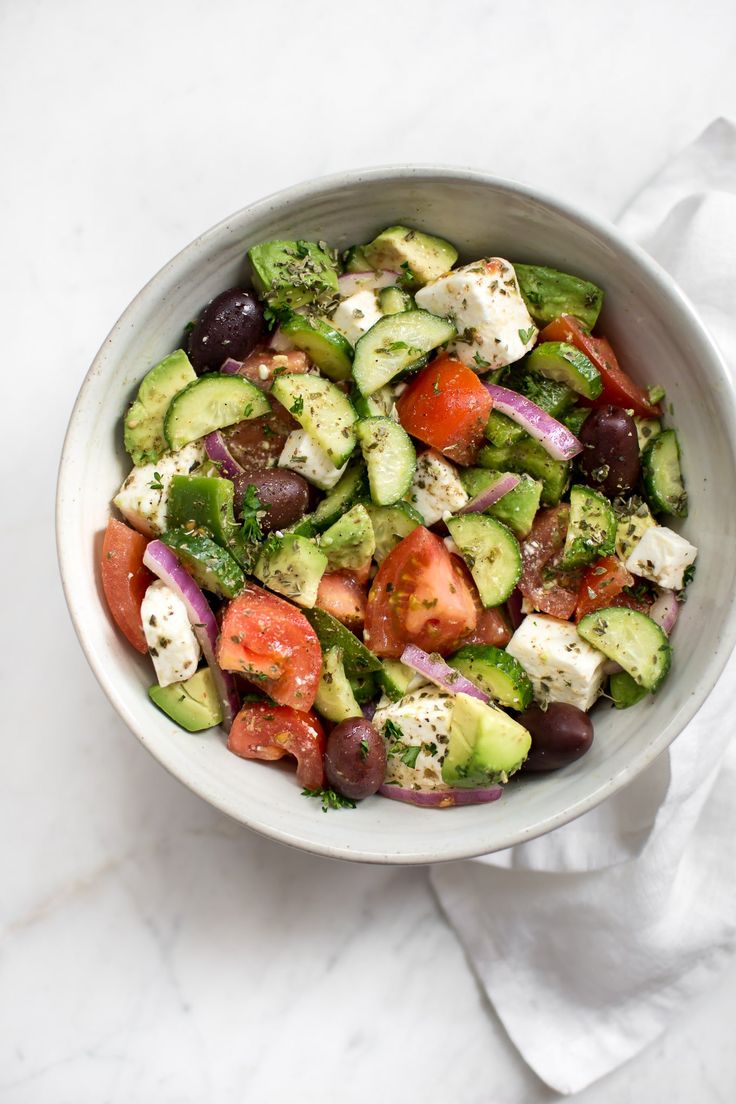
[485,410,526,448]
[446,515,522,607]
[319,504,376,571]
[459,469,542,539]
[514,264,604,330]
[478,439,570,506]
[378,286,413,315]
[349,671,378,704]
[560,484,616,569]
[356,416,416,506]
[562,406,591,436]
[315,647,362,723]
[164,374,270,451]
[447,645,533,710]
[311,461,368,532]
[342,245,371,273]
[254,534,327,608]
[577,607,671,691]
[350,383,395,419]
[352,310,456,395]
[377,658,417,701]
[362,500,424,563]
[303,607,383,677]
[527,342,602,400]
[271,372,357,468]
[160,528,245,599]
[279,312,353,382]
[610,670,649,709]
[642,429,688,517]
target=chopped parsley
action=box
[400,745,421,768]
[290,395,305,416]
[359,738,370,761]
[397,261,416,289]
[240,484,264,543]
[383,718,404,743]
[473,352,491,370]
[302,787,357,812]
[148,472,164,492]
[518,326,535,345]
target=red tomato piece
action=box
[452,557,513,647]
[364,527,477,657]
[100,518,154,654]
[538,316,661,418]
[316,571,367,631]
[217,584,322,711]
[574,555,634,622]
[519,506,580,620]
[395,354,493,466]
[228,701,326,789]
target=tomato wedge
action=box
[228,701,326,789]
[574,556,633,621]
[100,518,154,653]
[316,571,367,631]
[217,584,322,711]
[452,557,512,647]
[395,354,493,465]
[518,506,580,620]
[364,526,477,657]
[539,315,661,418]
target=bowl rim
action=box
[56,164,736,864]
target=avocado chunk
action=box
[248,239,338,310]
[460,469,543,539]
[315,646,362,723]
[362,225,458,288]
[148,667,223,732]
[318,504,376,571]
[254,534,327,608]
[514,264,604,330]
[442,694,531,786]
[124,349,197,466]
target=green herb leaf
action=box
[359,738,370,761]
[290,395,305,416]
[400,745,421,768]
[240,483,264,543]
[397,261,416,289]
[518,326,535,345]
[473,352,491,370]
[302,787,357,812]
[383,718,404,743]
[148,472,164,492]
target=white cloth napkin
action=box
[430,118,736,1096]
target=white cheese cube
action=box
[373,687,454,789]
[113,441,205,537]
[415,258,537,370]
[506,613,607,712]
[625,525,698,590]
[330,289,383,346]
[278,428,348,490]
[405,450,468,526]
[141,580,202,687]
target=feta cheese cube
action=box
[405,450,468,526]
[373,687,454,789]
[113,441,205,537]
[625,525,698,590]
[331,289,383,346]
[506,613,607,711]
[278,428,348,490]
[415,258,537,371]
[141,580,201,687]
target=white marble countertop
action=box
[3,1,736,1099]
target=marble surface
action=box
[2,1,736,1099]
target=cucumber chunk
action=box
[526,342,602,400]
[562,406,591,436]
[514,264,604,330]
[610,670,649,709]
[315,647,362,723]
[164,374,270,452]
[447,645,533,710]
[254,534,327,608]
[271,372,357,468]
[124,349,197,466]
[577,607,672,691]
[356,416,416,506]
[560,485,616,569]
[349,671,378,704]
[350,383,395,419]
[378,286,413,315]
[634,416,662,452]
[352,310,456,395]
[478,440,570,506]
[311,461,368,532]
[160,528,245,599]
[446,515,522,607]
[362,500,424,563]
[460,469,543,539]
[342,245,372,273]
[303,607,383,677]
[377,658,417,701]
[278,312,353,381]
[642,429,688,517]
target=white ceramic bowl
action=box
[57,168,736,864]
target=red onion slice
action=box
[220,357,243,375]
[378,784,503,807]
[459,472,521,514]
[204,430,245,482]
[400,644,489,702]
[484,383,583,461]
[649,588,679,635]
[362,700,377,722]
[337,270,398,297]
[143,540,240,731]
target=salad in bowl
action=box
[101,223,697,812]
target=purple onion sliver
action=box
[204,430,245,482]
[362,700,377,723]
[378,783,503,807]
[400,643,489,702]
[143,540,240,731]
[459,472,521,514]
[649,588,679,635]
[220,357,243,376]
[484,382,583,461]
[336,270,398,297]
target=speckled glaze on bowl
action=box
[56,168,736,864]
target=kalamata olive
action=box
[234,467,309,533]
[578,405,641,497]
[518,702,594,772]
[324,718,386,800]
[187,288,265,373]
